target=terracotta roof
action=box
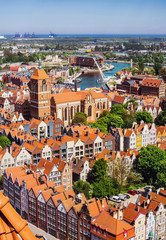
[113,95,125,104]
[149,192,166,205]
[52,92,81,104]
[51,192,67,206]
[123,207,140,224]
[91,210,135,237]
[31,68,49,80]
[159,140,166,150]
[62,198,75,212]
[0,191,39,240]
[58,161,66,172]
[142,78,162,88]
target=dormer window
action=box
[124,232,127,238]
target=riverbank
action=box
[106,60,131,64]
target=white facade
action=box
[15,147,32,166]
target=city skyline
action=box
[1,0,166,35]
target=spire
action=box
[38,55,42,70]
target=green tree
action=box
[123,112,136,129]
[107,114,124,128]
[90,158,108,184]
[135,111,153,124]
[138,60,145,73]
[126,170,143,187]
[159,67,166,76]
[110,104,125,117]
[154,62,163,75]
[72,112,87,125]
[0,136,11,149]
[99,110,110,118]
[69,66,74,76]
[156,110,166,125]
[138,145,166,184]
[73,180,93,199]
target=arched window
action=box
[77,105,79,112]
[97,103,99,109]
[88,105,92,117]
[103,102,106,109]
[65,107,67,121]
[71,106,73,119]
[44,84,47,91]
[40,84,43,92]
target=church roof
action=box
[31,68,49,80]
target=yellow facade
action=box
[136,134,142,150]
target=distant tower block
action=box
[29,58,51,119]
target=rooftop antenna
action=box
[38,55,42,70]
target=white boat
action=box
[0,35,5,39]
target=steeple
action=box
[38,55,42,70]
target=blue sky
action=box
[1,0,166,34]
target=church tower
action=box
[29,57,51,119]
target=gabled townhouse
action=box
[37,188,53,232]
[143,105,162,120]
[0,148,15,174]
[91,210,135,240]
[23,142,42,165]
[123,207,146,240]
[33,141,52,161]
[30,119,48,140]
[78,198,108,240]
[156,126,166,143]
[36,157,73,190]
[148,123,157,145]
[47,191,67,237]
[11,143,32,166]
[68,202,84,240]
[72,158,90,182]
[57,198,75,240]
[111,128,124,151]
[124,130,136,152]
[28,181,55,226]
[136,123,149,147]
[128,201,155,240]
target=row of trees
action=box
[73,158,143,199]
[89,104,153,133]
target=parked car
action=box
[144,186,152,191]
[109,196,121,203]
[134,190,140,194]
[124,194,130,199]
[118,194,127,201]
[128,190,136,195]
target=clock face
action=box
[42,79,46,84]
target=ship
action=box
[49,32,57,38]
[0,35,5,39]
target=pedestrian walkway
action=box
[28,223,58,240]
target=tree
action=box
[73,180,93,199]
[72,112,87,125]
[156,110,166,125]
[90,158,108,184]
[126,170,143,187]
[107,114,124,128]
[154,62,162,75]
[99,110,110,118]
[69,67,74,76]
[138,145,166,184]
[0,136,11,149]
[123,112,136,128]
[135,111,153,124]
[138,60,145,73]
[159,67,166,76]
[110,104,125,117]
[92,177,120,198]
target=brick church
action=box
[29,63,110,126]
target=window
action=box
[88,105,92,117]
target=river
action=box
[78,62,130,90]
